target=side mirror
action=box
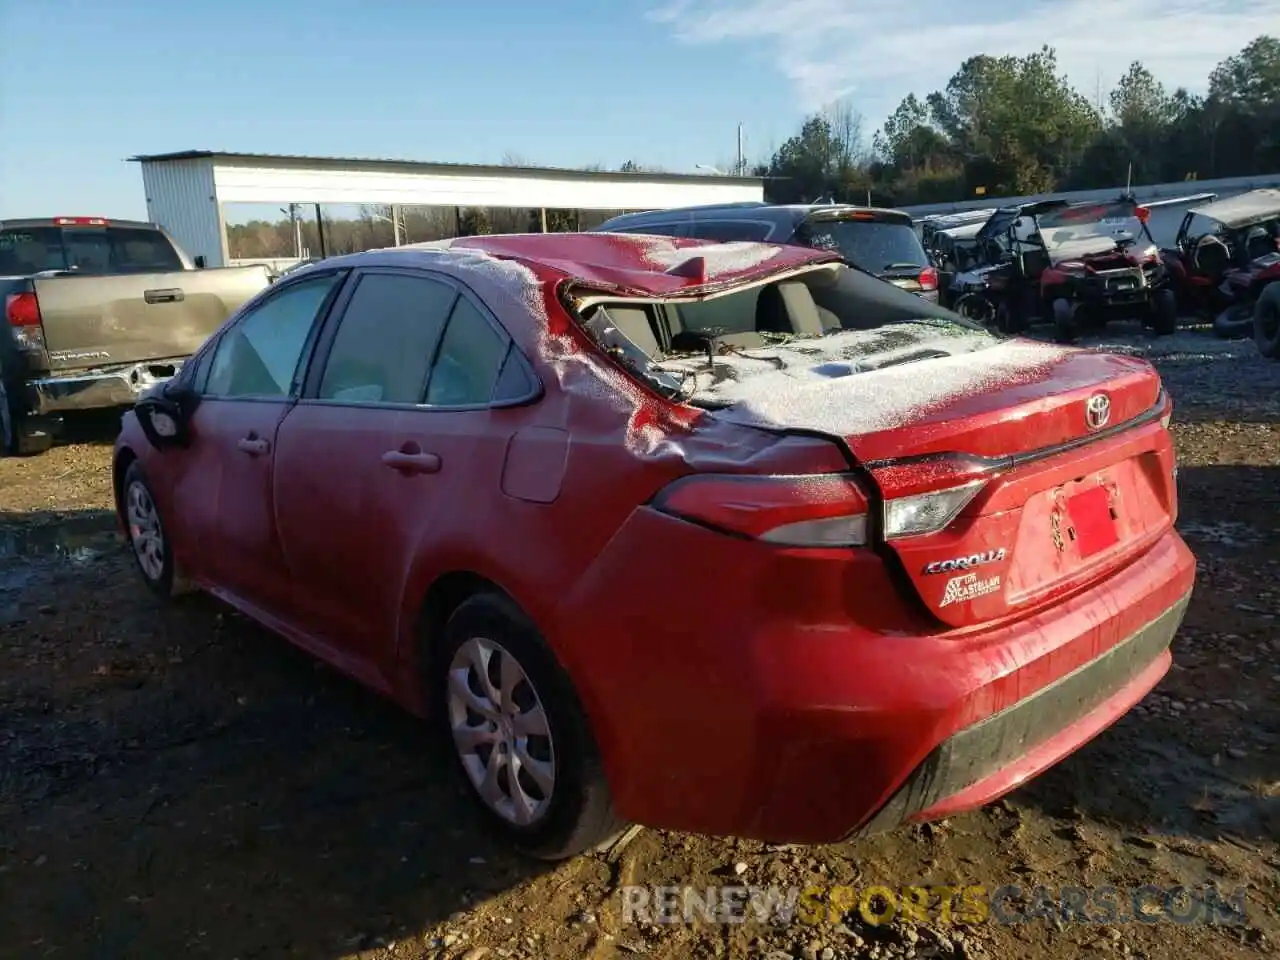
[134,395,191,450]
[136,380,200,451]
[193,255,206,268]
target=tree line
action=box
[759,36,1280,206]
[227,35,1278,258]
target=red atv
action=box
[952,196,1177,342]
[1159,189,1280,359]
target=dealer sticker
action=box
[939,573,1001,607]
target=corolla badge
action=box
[923,548,1007,575]
[1085,393,1111,430]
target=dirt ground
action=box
[1,325,1277,960]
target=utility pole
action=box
[736,122,744,176]
[391,204,402,246]
[314,203,327,259]
[280,204,304,259]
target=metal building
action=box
[130,150,766,268]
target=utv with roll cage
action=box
[946,196,1177,343]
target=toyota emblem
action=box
[1085,393,1111,430]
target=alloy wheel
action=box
[447,636,556,826]
[125,479,165,581]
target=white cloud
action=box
[648,0,1280,123]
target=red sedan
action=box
[113,233,1195,859]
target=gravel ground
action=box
[0,322,1277,960]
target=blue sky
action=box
[2,0,1276,222]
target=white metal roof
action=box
[130,150,764,209]
[1187,188,1280,228]
[133,150,768,269]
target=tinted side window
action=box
[318,273,456,404]
[425,296,509,406]
[104,228,185,272]
[205,274,340,399]
[0,228,63,273]
[612,222,686,238]
[691,220,772,242]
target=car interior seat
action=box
[597,305,663,358]
[755,281,834,336]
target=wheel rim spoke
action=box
[448,666,499,721]
[511,705,549,738]
[513,741,555,796]
[498,650,523,711]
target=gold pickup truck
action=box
[0,217,271,455]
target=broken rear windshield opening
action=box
[576,263,996,407]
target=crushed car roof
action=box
[356,233,843,297]
[1187,189,1280,229]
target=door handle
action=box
[237,436,270,455]
[144,287,185,304]
[381,449,442,475]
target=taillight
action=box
[652,473,870,547]
[5,292,45,352]
[918,266,938,291]
[6,292,40,327]
[53,216,109,226]
[873,457,992,540]
[883,481,985,539]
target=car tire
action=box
[952,293,994,327]
[1052,298,1076,343]
[1213,303,1254,340]
[994,300,1025,335]
[1151,288,1178,336]
[437,592,624,860]
[120,461,196,599]
[1255,283,1280,360]
[0,380,51,458]
[0,380,15,457]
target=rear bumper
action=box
[27,359,184,414]
[850,591,1188,837]
[554,510,1196,845]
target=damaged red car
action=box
[113,233,1195,859]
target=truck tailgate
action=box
[33,265,270,371]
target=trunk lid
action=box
[697,335,1173,627]
[33,266,270,371]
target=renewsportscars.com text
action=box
[620,884,1249,927]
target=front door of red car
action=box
[272,269,535,687]
[184,270,347,615]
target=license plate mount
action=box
[1067,486,1118,557]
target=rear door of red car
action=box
[271,268,540,685]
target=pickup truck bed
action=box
[1,217,270,454]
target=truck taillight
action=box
[6,292,40,327]
[653,473,870,547]
[5,292,45,352]
[918,266,939,292]
[54,217,109,226]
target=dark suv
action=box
[592,202,939,302]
